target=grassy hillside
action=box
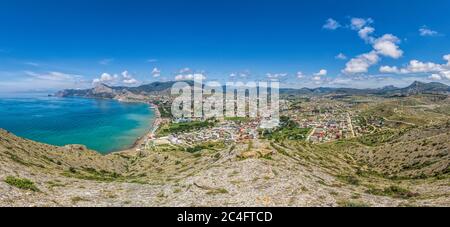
[0,119,449,207]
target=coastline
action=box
[0,95,162,155]
[74,97,163,153]
[121,102,162,153]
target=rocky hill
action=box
[55,81,181,100]
[397,81,450,96]
[57,81,450,100]
[1,121,449,206]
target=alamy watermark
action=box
[170,77,280,129]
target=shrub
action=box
[4,176,40,192]
[206,188,229,195]
[158,120,216,136]
[366,185,418,199]
[337,175,360,185]
[337,200,370,207]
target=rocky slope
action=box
[55,81,180,100]
[1,122,449,207]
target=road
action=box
[347,113,356,138]
[382,117,416,126]
[306,127,316,142]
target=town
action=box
[135,93,392,154]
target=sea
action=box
[0,93,155,154]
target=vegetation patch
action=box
[4,176,40,192]
[337,200,370,207]
[5,151,30,167]
[270,142,290,157]
[46,181,66,188]
[153,100,173,118]
[366,185,419,199]
[357,130,397,146]
[261,116,311,141]
[185,141,225,153]
[337,174,360,186]
[62,168,123,182]
[206,188,229,195]
[71,196,90,204]
[158,120,216,136]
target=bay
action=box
[0,94,154,154]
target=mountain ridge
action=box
[55,81,450,99]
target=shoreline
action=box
[119,102,162,154]
[0,95,161,155]
[74,97,163,154]
[48,95,164,155]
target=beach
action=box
[126,102,163,153]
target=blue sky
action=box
[0,0,449,92]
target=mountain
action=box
[55,81,181,99]
[56,81,450,100]
[398,81,450,96]
[280,82,449,97]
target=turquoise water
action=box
[0,95,154,154]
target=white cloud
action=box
[0,71,89,92]
[350,17,377,43]
[123,78,138,84]
[174,75,184,81]
[297,72,305,79]
[304,69,328,82]
[175,73,206,81]
[93,71,139,85]
[121,71,132,79]
[314,69,328,76]
[373,34,403,59]
[292,73,450,90]
[343,18,404,74]
[444,54,450,65]
[419,27,439,37]
[380,59,445,75]
[323,18,341,30]
[350,18,373,30]
[335,53,347,60]
[429,74,442,80]
[179,67,191,74]
[26,71,83,82]
[358,26,375,42]
[229,70,251,78]
[93,73,118,84]
[151,68,161,77]
[343,51,380,74]
[121,71,139,84]
[239,72,250,78]
[379,66,400,73]
[404,60,443,73]
[105,73,118,81]
[441,70,450,80]
[147,59,158,63]
[175,67,207,81]
[379,54,450,80]
[266,73,288,79]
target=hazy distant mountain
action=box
[55,81,181,98]
[397,81,450,96]
[280,81,450,96]
[56,81,450,99]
